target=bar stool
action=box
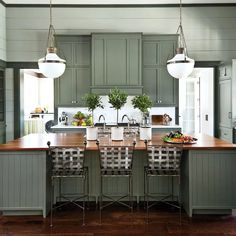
[144,140,183,224]
[47,141,89,226]
[96,140,136,223]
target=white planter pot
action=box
[139,127,152,140]
[111,127,124,141]
[86,127,98,140]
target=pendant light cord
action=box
[46,0,56,49]
[50,0,52,26]
[176,0,188,56]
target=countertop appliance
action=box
[59,111,68,125]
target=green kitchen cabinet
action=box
[142,35,178,106]
[0,69,5,144]
[54,36,91,107]
[216,60,236,143]
[91,33,142,94]
[143,67,177,106]
[218,79,232,128]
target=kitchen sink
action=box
[94,122,139,127]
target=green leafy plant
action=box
[83,93,103,126]
[132,94,152,126]
[108,88,128,124]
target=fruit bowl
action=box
[162,131,197,144]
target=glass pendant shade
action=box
[38,47,66,78]
[167,48,195,79]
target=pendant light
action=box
[38,0,66,78]
[167,0,194,79]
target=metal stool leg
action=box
[178,175,182,226]
[50,177,54,227]
[100,175,103,224]
[87,169,89,210]
[146,174,149,224]
[82,176,85,226]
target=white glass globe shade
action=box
[38,52,66,78]
[167,53,195,79]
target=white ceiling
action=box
[4,0,236,4]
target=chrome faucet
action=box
[122,114,131,130]
[98,114,106,129]
[122,114,130,122]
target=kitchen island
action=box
[0,133,236,218]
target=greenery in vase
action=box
[108,88,128,124]
[132,94,152,126]
[83,93,103,126]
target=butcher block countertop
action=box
[0,133,236,151]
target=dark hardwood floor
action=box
[1,204,236,236]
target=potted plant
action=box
[132,94,152,140]
[83,93,103,140]
[108,88,128,140]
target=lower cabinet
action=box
[218,126,233,143]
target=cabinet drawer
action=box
[218,127,232,143]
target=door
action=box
[179,68,214,136]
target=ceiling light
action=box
[38,0,66,78]
[167,0,194,79]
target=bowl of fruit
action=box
[162,131,197,144]
[72,111,93,126]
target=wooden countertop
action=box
[0,133,236,151]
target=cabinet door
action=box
[159,40,176,66]
[219,79,232,127]
[218,126,232,142]
[0,70,5,144]
[143,68,158,105]
[106,39,127,86]
[0,70,4,122]
[75,68,91,106]
[158,67,177,106]
[54,69,76,106]
[57,41,73,67]
[143,41,158,66]
[92,34,142,88]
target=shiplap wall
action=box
[5,6,236,62]
[0,4,6,61]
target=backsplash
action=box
[58,96,176,125]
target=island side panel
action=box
[187,150,236,216]
[0,151,48,217]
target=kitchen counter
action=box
[0,133,236,218]
[0,133,235,151]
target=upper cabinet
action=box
[142,35,178,106]
[55,36,91,107]
[91,33,142,95]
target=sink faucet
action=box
[122,114,131,130]
[122,114,130,122]
[98,114,106,129]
